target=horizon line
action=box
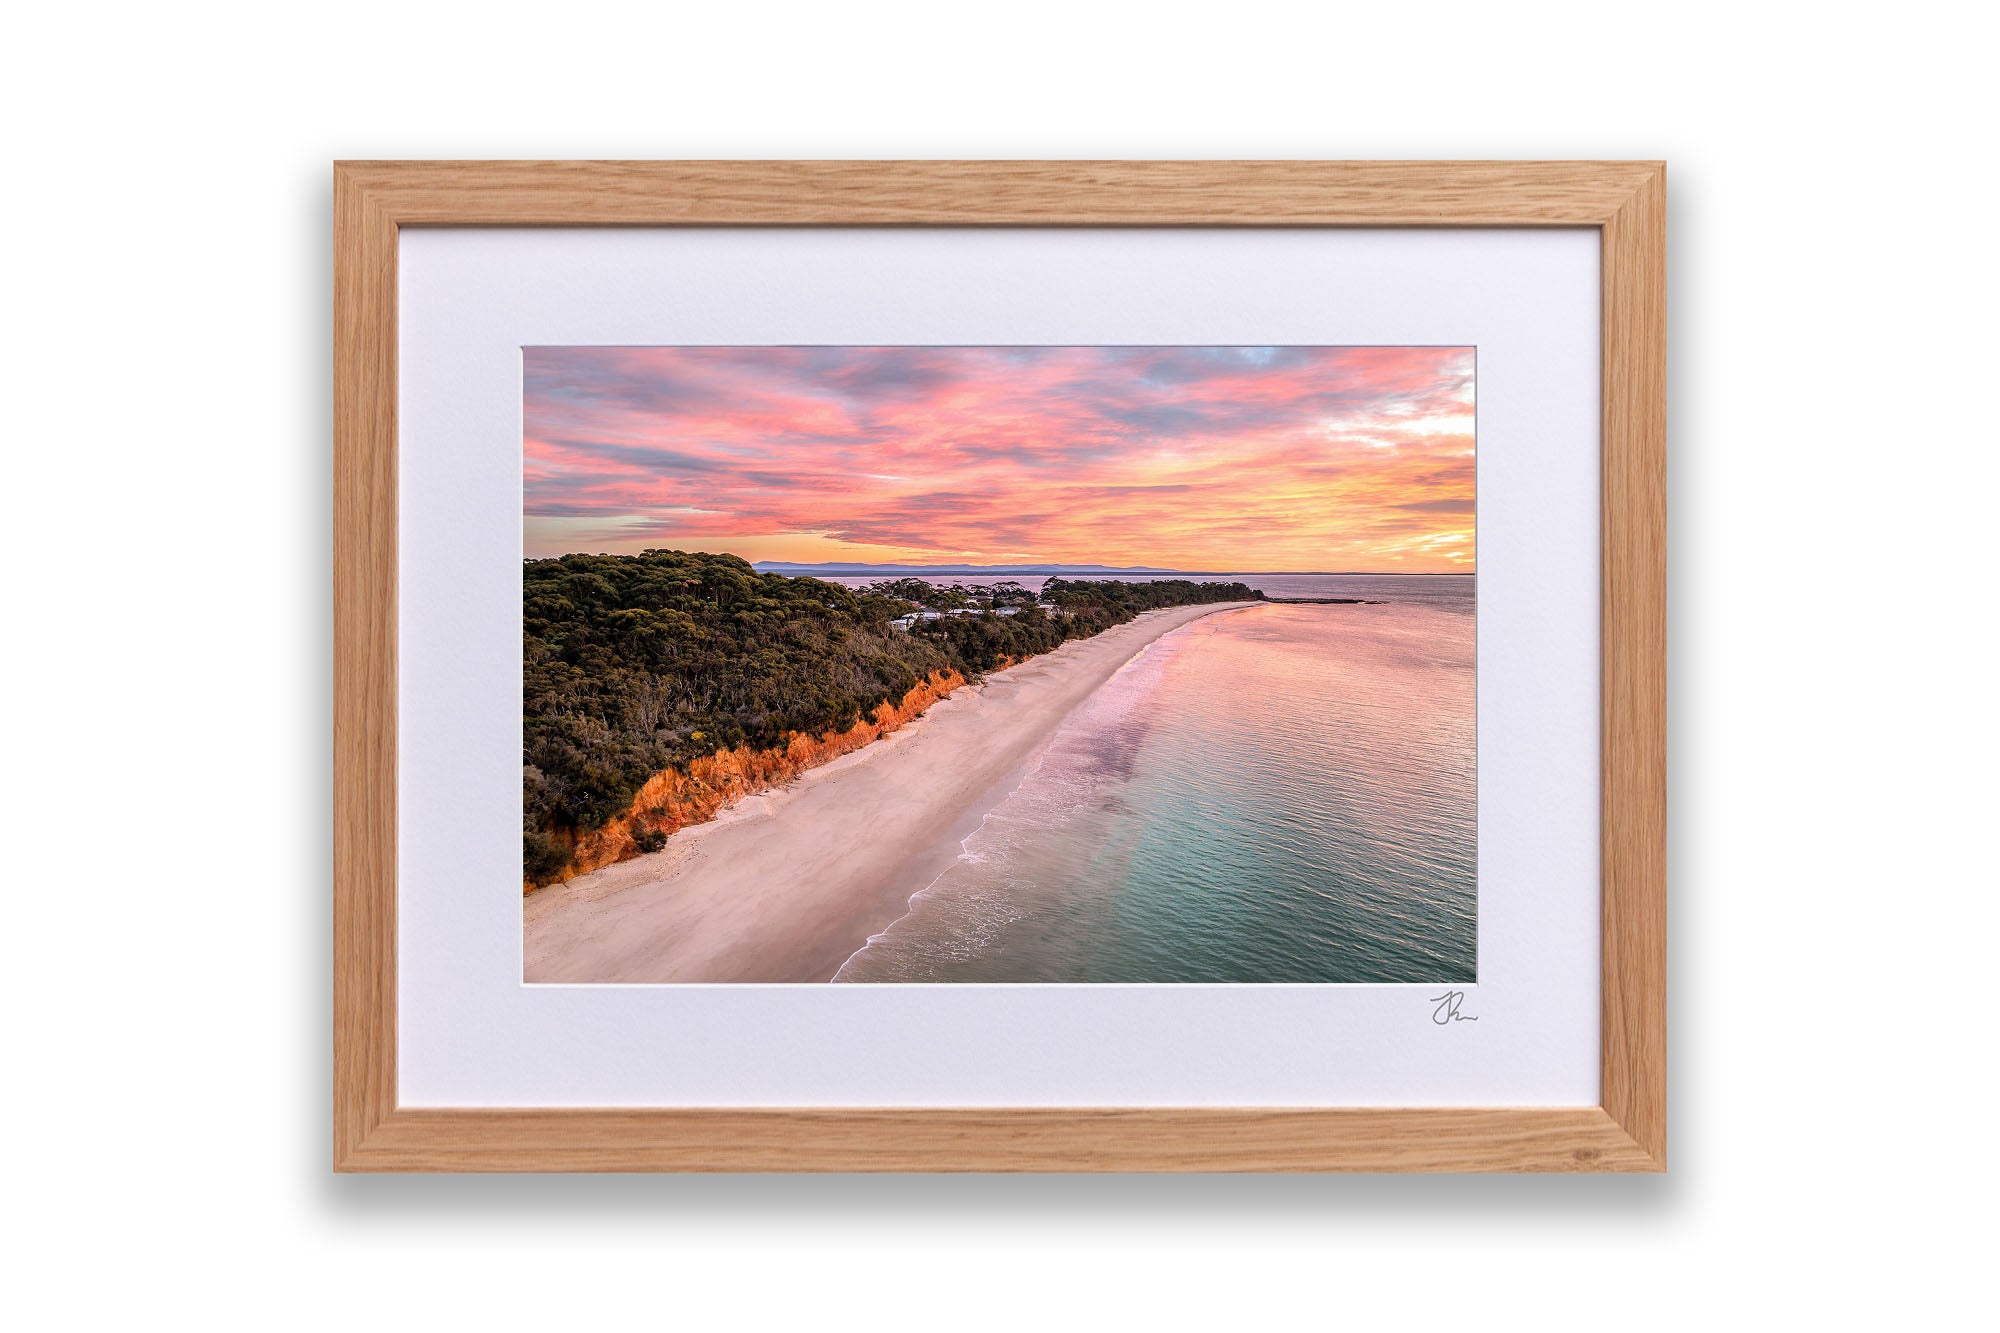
[525,551,1474,577]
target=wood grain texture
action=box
[333,165,399,1163]
[334,159,1659,227]
[341,1107,1656,1173]
[332,160,1667,1172]
[1599,164,1668,1165]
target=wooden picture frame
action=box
[334,160,1665,1172]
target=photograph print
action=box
[522,346,1475,984]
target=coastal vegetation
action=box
[523,550,1258,886]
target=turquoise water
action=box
[833,575,1476,983]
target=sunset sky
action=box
[523,346,1474,571]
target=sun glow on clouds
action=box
[524,346,1474,571]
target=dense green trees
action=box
[1040,575,1262,617]
[524,550,1260,881]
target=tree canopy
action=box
[524,550,1260,884]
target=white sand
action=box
[524,601,1260,983]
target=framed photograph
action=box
[335,160,1664,1171]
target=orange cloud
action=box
[525,346,1474,571]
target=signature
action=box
[1430,990,1479,1025]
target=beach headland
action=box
[524,600,1260,983]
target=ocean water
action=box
[833,574,1476,983]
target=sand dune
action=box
[524,601,1259,983]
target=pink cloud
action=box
[525,346,1475,571]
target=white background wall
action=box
[4,2,1990,1328]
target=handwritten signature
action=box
[1430,990,1479,1025]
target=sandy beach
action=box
[524,601,1259,982]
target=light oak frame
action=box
[335,161,1665,1172]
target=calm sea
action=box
[832,573,1476,984]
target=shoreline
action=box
[524,600,1261,983]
